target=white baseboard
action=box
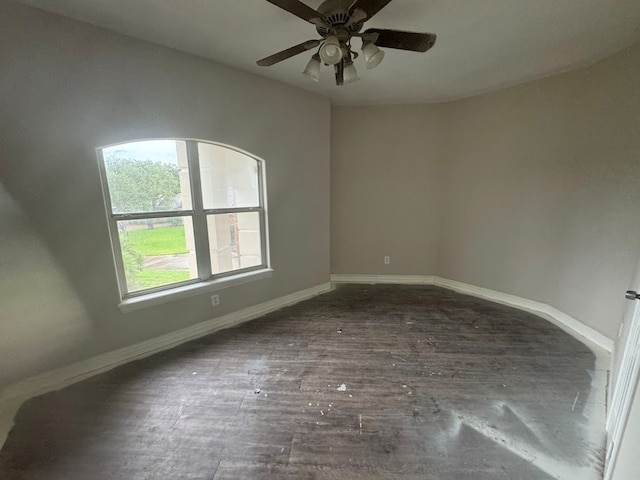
[330,274,435,285]
[331,274,614,353]
[0,281,333,448]
[433,277,614,353]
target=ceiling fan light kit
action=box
[343,61,360,84]
[319,35,343,65]
[258,0,436,86]
[362,41,385,70]
[303,53,322,81]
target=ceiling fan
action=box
[257,0,437,86]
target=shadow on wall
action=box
[0,183,93,388]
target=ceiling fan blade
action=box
[349,0,393,20]
[266,0,328,25]
[365,29,437,52]
[257,40,321,67]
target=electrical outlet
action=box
[211,294,220,306]
[384,256,390,264]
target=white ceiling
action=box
[14,0,640,105]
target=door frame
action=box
[604,261,640,479]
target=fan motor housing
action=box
[316,0,365,37]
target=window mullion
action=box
[257,159,268,269]
[187,141,211,280]
[111,210,194,222]
[202,206,262,216]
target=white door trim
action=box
[604,289,640,479]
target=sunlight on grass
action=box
[137,269,190,288]
[127,226,188,256]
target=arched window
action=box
[98,139,268,303]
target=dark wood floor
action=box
[0,284,607,479]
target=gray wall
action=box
[331,43,640,341]
[331,105,446,275]
[440,43,640,340]
[0,2,331,388]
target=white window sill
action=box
[118,268,273,314]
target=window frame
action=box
[97,138,269,304]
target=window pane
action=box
[117,217,197,293]
[207,212,262,275]
[103,140,192,214]
[198,143,260,209]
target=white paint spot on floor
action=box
[438,350,609,480]
[450,411,601,480]
[337,384,347,391]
